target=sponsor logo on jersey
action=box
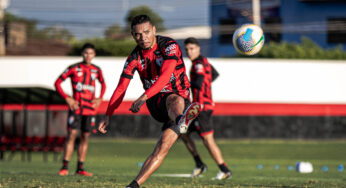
[91,69,98,73]
[75,82,95,92]
[165,43,177,55]
[195,64,204,73]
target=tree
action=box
[69,38,136,56]
[39,26,75,42]
[125,5,165,32]
[104,24,124,39]
[4,12,37,38]
[4,12,75,42]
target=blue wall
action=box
[210,0,346,57]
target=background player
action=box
[98,15,200,188]
[54,43,106,176]
[182,37,231,180]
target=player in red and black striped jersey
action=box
[98,15,200,188]
[55,43,106,177]
[182,37,232,180]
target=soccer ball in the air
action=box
[232,24,264,56]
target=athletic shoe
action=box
[125,180,140,188]
[192,164,207,177]
[58,169,68,176]
[211,170,232,180]
[178,102,200,134]
[125,185,139,188]
[75,170,93,177]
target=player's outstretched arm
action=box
[98,77,131,134]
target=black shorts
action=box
[67,111,96,133]
[188,110,214,137]
[146,92,191,135]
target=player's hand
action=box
[130,94,148,113]
[98,116,110,134]
[65,97,79,111]
[92,98,103,108]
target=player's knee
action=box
[202,133,214,143]
[167,94,184,108]
[80,132,90,142]
[68,130,78,140]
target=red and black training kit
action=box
[190,55,219,111]
[55,62,106,115]
[106,35,191,117]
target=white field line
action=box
[154,173,204,178]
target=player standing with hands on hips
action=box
[98,15,200,188]
[55,43,106,176]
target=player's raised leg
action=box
[166,94,200,134]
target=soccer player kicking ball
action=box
[183,37,232,180]
[55,43,106,176]
[98,15,200,188]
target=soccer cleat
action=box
[58,169,69,176]
[211,170,232,180]
[75,170,93,177]
[178,102,200,134]
[192,164,207,178]
[125,180,140,188]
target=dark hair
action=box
[81,43,95,51]
[184,37,199,46]
[131,15,153,29]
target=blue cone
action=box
[257,164,263,170]
[338,164,344,172]
[274,165,280,170]
[322,166,328,172]
[288,165,294,171]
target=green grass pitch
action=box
[1,139,346,187]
